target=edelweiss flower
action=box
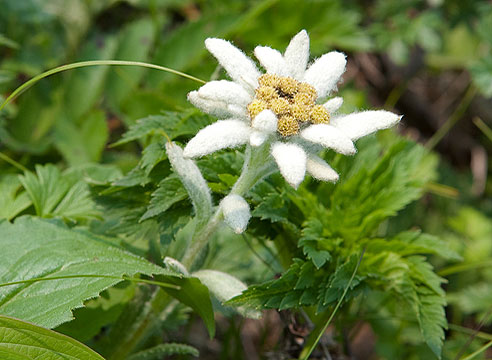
[184,30,401,188]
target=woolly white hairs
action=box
[271,142,307,189]
[184,30,402,188]
[183,120,251,158]
[220,194,251,234]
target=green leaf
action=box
[63,33,118,120]
[470,57,492,98]
[0,315,104,360]
[0,216,176,328]
[140,139,167,175]
[366,231,461,261]
[156,275,215,338]
[127,343,199,360]
[19,164,99,221]
[112,110,210,147]
[106,18,155,110]
[0,175,31,221]
[141,176,187,221]
[54,110,109,165]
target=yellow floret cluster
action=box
[247,74,330,137]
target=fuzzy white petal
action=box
[187,91,248,119]
[254,46,288,76]
[271,142,307,189]
[306,155,339,182]
[220,194,251,234]
[300,124,356,155]
[183,119,250,158]
[323,97,344,113]
[331,110,402,140]
[205,38,261,91]
[249,131,268,147]
[197,80,253,106]
[303,51,346,98]
[284,30,310,80]
[251,109,278,133]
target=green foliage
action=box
[0,216,176,328]
[1,1,491,358]
[155,275,216,338]
[0,174,31,220]
[0,315,104,360]
[19,164,99,221]
[128,343,199,360]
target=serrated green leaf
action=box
[127,343,199,360]
[112,110,210,147]
[19,164,99,221]
[252,192,289,223]
[140,139,168,176]
[0,216,176,328]
[141,176,187,221]
[0,175,31,221]
[366,231,461,261]
[0,315,104,360]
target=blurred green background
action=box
[1,0,492,359]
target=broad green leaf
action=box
[149,13,236,87]
[63,33,118,121]
[141,176,187,221]
[55,284,135,342]
[19,164,99,221]
[0,315,104,360]
[0,216,176,328]
[156,275,215,338]
[0,175,31,221]
[106,18,155,110]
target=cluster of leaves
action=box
[1,0,492,359]
[226,135,457,357]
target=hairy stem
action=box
[181,142,274,269]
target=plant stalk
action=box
[181,142,274,269]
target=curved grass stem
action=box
[0,60,206,113]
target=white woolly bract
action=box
[188,91,248,119]
[300,124,356,155]
[165,142,212,221]
[323,97,343,113]
[254,46,288,76]
[220,194,251,234]
[284,30,310,80]
[193,269,261,318]
[205,38,261,91]
[183,119,251,158]
[306,155,339,182]
[251,109,277,133]
[271,142,307,189]
[303,51,346,98]
[249,130,268,147]
[163,257,189,275]
[197,80,252,107]
[331,110,402,140]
